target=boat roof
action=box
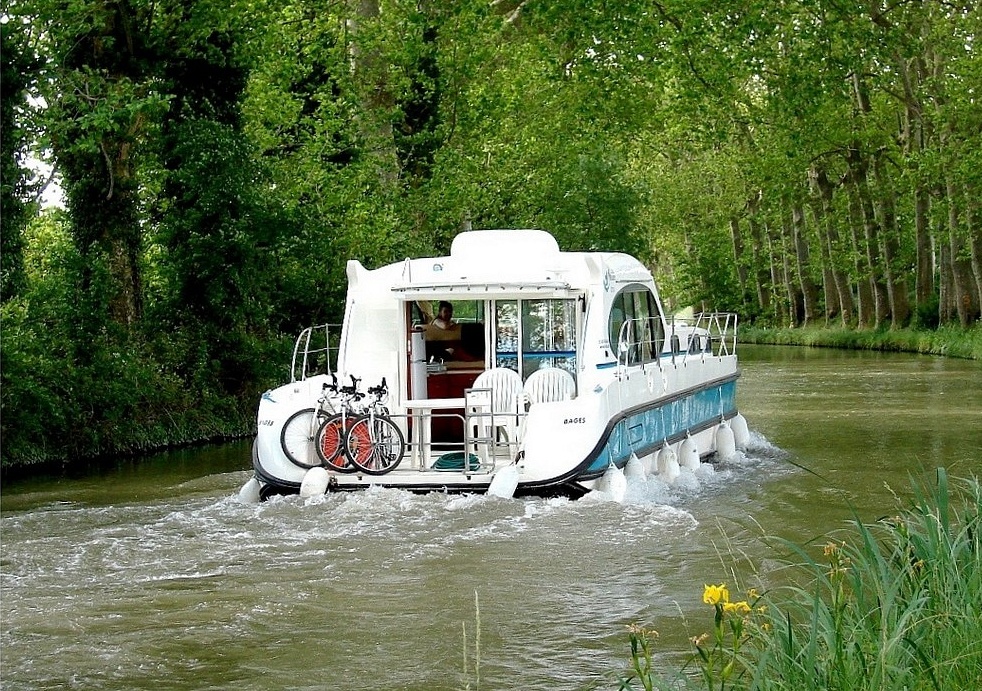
[347,229,652,300]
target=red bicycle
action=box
[314,375,367,473]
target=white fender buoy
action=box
[715,422,737,461]
[608,464,627,503]
[299,466,329,498]
[597,462,627,502]
[641,451,657,477]
[237,477,261,504]
[488,464,520,498]
[625,453,646,483]
[657,444,677,474]
[659,445,680,484]
[679,437,700,470]
[664,457,681,484]
[595,462,612,492]
[731,413,750,450]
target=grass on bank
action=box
[739,324,982,361]
[621,469,982,690]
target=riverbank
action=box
[739,323,982,360]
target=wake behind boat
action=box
[242,229,749,501]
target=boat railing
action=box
[614,316,666,372]
[615,313,739,371]
[290,323,342,383]
[668,312,739,364]
[390,401,519,474]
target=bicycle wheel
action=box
[281,408,320,468]
[315,414,358,473]
[346,414,406,475]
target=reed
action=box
[462,590,482,690]
[621,469,982,690]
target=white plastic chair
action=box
[522,367,576,406]
[469,367,524,449]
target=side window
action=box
[608,292,627,354]
[494,299,578,378]
[495,300,519,373]
[631,291,651,362]
[645,291,664,357]
[608,286,663,365]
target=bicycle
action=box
[345,378,406,475]
[314,375,367,473]
[280,374,341,469]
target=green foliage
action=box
[1,18,40,302]
[5,0,981,469]
[1,298,263,468]
[1,212,286,470]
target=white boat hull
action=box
[252,360,741,499]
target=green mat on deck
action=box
[432,452,482,471]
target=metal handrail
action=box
[290,323,342,382]
[615,313,739,371]
[670,312,739,364]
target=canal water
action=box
[2,346,980,690]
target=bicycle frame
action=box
[345,378,406,475]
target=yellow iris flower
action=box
[703,583,730,605]
[722,601,752,615]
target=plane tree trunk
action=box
[50,0,152,334]
[347,0,400,188]
[791,203,820,326]
[945,176,981,326]
[746,193,772,317]
[871,152,911,328]
[809,165,855,325]
[728,215,751,312]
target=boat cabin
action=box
[257,229,740,496]
[326,230,668,450]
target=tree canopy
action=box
[2,0,980,468]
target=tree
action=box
[33,0,170,334]
[1,18,39,302]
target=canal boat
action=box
[243,229,748,501]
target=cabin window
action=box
[608,292,628,357]
[415,299,485,326]
[521,299,577,379]
[494,301,519,370]
[494,299,578,379]
[608,285,664,365]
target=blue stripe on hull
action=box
[585,379,737,475]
